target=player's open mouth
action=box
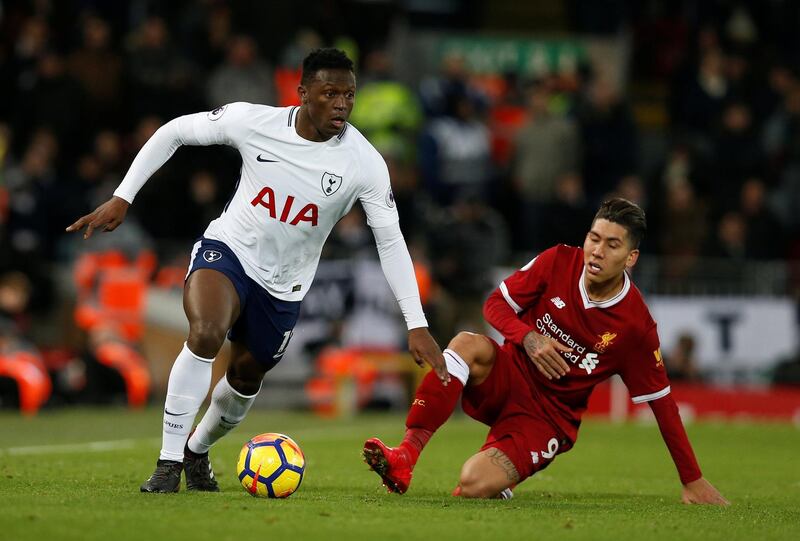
[331,118,345,129]
[587,262,602,274]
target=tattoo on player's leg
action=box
[487,448,520,482]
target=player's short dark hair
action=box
[301,48,354,85]
[593,197,647,249]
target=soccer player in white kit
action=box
[66,49,448,493]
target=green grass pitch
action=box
[1,408,798,541]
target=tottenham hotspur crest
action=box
[321,172,343,196]
[203,250,222,262]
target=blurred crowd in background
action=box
[2,0,800,410]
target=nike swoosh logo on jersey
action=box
[256,154,279,162]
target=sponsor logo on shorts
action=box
[203,249,222,262]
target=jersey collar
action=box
[578,266,631,310]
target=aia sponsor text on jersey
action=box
[251,185,319,226]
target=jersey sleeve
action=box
[357,150,400,229]
[113,102,257,203]
[619,323,672,404]
[498,246,557,312]
[175,102,257,148]
[483,246,557,345]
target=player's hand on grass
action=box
[66,196,130,239]
[523,331,572,380]
[408,327,449,385]
[681,477,730,506]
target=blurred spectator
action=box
[611,175,647,208]
[68,14,123,129]
[17,51,85,153]
[94,130,125,181]
[9,17,50,95]
[321,207,373,261]
[349,49,423,164]
[707,211,748,261]
[280,28,324,69]
[418,53,487,118]
[206,35,274,108]
[712,101,762,207]
[577,76,638,205]
[419,87,493,207]
[126,16,196,118]
[539,173,594,249]
[762,82,800,171]
[4,129,59,258]
[511,79,581,250]
[274,28,323,106]
[180,169,225,240]
[670,46,728,142]
[739,178,785,260]
[0,271,32,335]
[427,197,509,341]
[771,164,800,235]
[665,333,702,383]
[659,182,708,281]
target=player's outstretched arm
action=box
[681,477,730,506]
[65,196,130,240]
[408,327,449,385]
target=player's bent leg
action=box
[364,332,496,494]
[446,331,497,386]
[185,342,265,492]
[456,447,521,499]
[225,341,269,396]
[142,270,241,493]
[184,269,241,358]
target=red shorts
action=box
[461,338,573,482]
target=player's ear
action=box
[298,85,307,104]
[625,249,640,269]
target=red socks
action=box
[401,370,464,463]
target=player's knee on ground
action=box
[187,320,228,358]
[457,458,512,499]
[457,470,506,499]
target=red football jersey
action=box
[485,244,670,440]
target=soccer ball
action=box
[237,433,305,498]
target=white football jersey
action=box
[119,102,399,301]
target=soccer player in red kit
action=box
[364,198,728,505]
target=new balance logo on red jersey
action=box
[251,186,318,226]
[550,296,566,309]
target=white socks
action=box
[444,348,470,386]
[159,343,214,461]
[188,376,259,455]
